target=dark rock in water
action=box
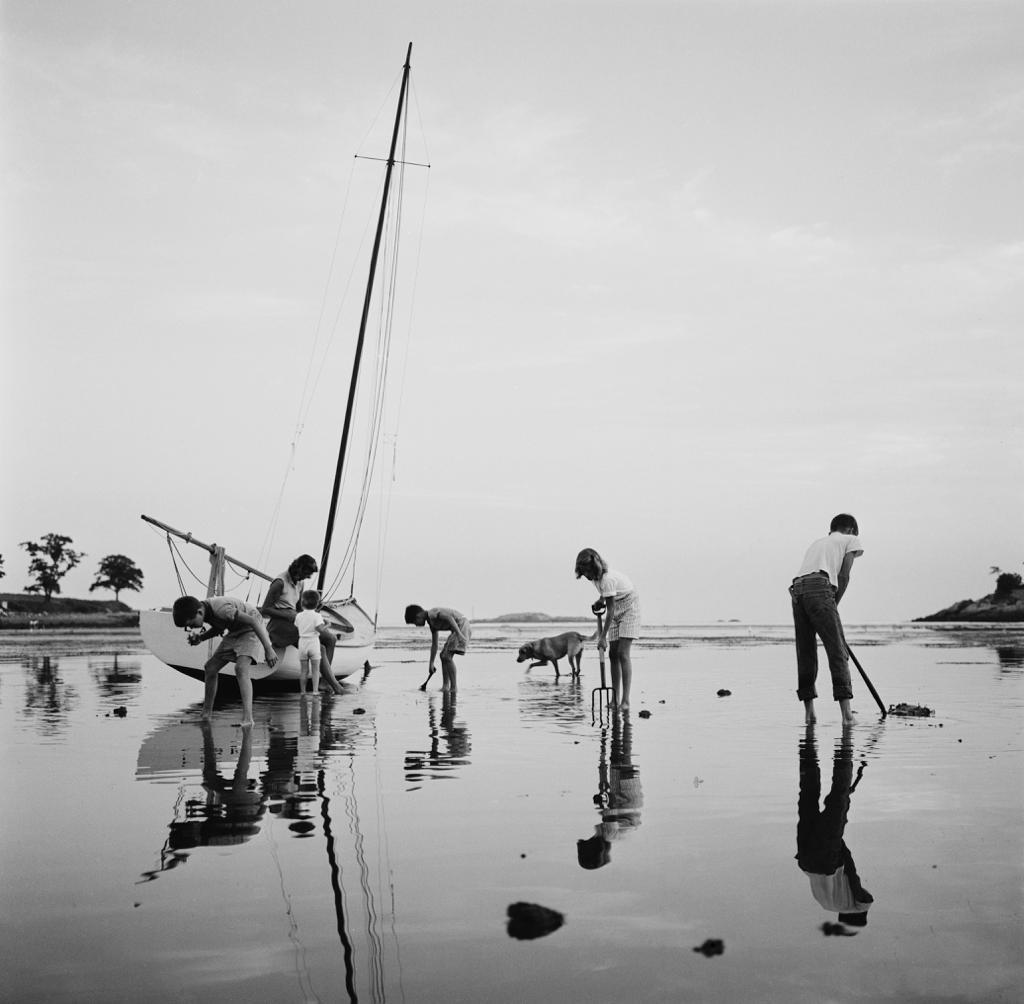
[693,938,724,957]
[888,703,934,717]
[821,922,857,937]
[113,706,127,717]
[289,821,316,835]
[716,689,732,697]
[353,707,366,715]
[507,902,564,940]
[638,709,652,719]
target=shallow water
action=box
[1,624,1021,1003]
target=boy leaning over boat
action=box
[172,595,277,728]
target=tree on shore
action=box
[0,554,5,580]
[90,554,144,603]
[20,534,84,602]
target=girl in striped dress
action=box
[574,548,641,711]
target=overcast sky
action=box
[3,1,1021,624]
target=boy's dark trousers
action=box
[790,573,853,701]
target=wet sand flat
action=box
[0,624,1021,1003]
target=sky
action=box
[2,0,1022,625]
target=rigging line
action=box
[325,161,405,597]
[376,152,431,618]
[319,767,359,1003]
[356,155,430,169]
[166,535,187,596]
[299,177,383,435]
[322,110,412,601]
[321,266,394,598]
[296,156,360,434]
[259,167,371,569]
[409,75,433,170]
[372,718,406,1004]
[168,539,209,590]
[346,756,386,1004]
[266,814,322,1004]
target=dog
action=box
[516,631,595,678]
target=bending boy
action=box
[173,595,277,727]
[789,514,863,725]
[405,604,470,691]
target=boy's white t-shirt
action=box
[294,609,325,640]
[596,569,635,599]
[796,533,864,588]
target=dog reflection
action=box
[797,726,873,930]
[577,713,643,869]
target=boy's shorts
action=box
[212,630,265,665]
[442,623,471,657]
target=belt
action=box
[792,571,829,584]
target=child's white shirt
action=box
[796,533,864,588]
[294,609,325,640]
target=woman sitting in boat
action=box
[261,554,347,694]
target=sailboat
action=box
[140,44,418,688]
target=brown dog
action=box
[516,631,594,678]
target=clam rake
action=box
[591,612,614,723]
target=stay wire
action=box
[322,152,405,601]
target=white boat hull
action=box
[140,599,374,686]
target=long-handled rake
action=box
[845,642,886,718]
[591,612,614,722]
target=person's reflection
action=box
[141,723,265,881]
[265,695,321,835]
[796,726,873,930]
[577,712,643,869]
[404,692,471,785]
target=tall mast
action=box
[318,42,413,593]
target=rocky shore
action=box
[915,587,1024,623]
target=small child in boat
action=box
[172,595,277,727]
[574,548,641,711]
[404,605,471,691]
[294,589,332,694]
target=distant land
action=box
[915,587,1024,623]
[0,593,139,630]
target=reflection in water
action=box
[404,692,471,786]
[135,698,399,1003]
[21,656,78,733]
[995,646,1024,670]
[88,653,142,698]
[578,712,643,869]
[140,723,265,881]
[516,675,587,729]
[796,727,874,931]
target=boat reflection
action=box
[404,692,471,786]
[136,696,398,1003]
[577,712,643,869]
[796,726,874,933]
